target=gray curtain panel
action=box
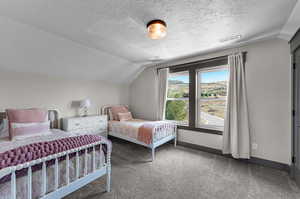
[157,68,169,120]
[223,53,250,159]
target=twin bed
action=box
[0,110,111,199]
[0,106,176,199]
[101,105,177,161]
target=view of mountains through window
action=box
[165,67,229,130]
[165,71,189,125]
[197,68,229,129]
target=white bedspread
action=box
[108,119,146,140]
[0,129,86,153]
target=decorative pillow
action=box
[6,108,48,140]
[0,119,9,139]
[118,112,133,122]
[110,106,129,121]
[11,121,51,140]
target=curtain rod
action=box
[157,51,247,72]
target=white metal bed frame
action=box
[0,110,111,199]
[101,105,177,161]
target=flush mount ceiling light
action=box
[147,19,167,40]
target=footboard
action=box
[152,122,177,144]
[0,141,111,199]
[150,122,177,161]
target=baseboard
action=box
[178,141,223,155]
[178,141,290,172]
[246,157,290,172]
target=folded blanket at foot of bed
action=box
[0,134,111,184]
[137,121,175,145]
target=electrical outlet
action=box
[252,143,258,150]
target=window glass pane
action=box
[197,67,229,130]
[167,71,189,98]
[165,100,189,125]
[165,71,189,125]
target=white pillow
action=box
[11,121,52,140]
[0,119,9,139]
[118,112,133,122]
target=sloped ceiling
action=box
[280,1,300,40]
[0,0,297,83]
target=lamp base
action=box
[80,108,88,117]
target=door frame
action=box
[290,28,300,187]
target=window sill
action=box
[177,125,223,135]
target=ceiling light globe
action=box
[147,20,167,40]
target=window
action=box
[161,54,234,134]
[196,66,229,131]
[165,71,189,125]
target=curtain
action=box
[157,68,169,120]
[223,53,250,159]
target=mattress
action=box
[0,129,108,199]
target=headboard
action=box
[101,105,129,121]
[0,110,59,129]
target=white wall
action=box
[130,38,292,164]
[0,69,129,118]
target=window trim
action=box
[177,125,223,135]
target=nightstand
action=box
[62,115,107,137]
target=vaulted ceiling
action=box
[0,0,298,83]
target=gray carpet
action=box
[65,139,300,199]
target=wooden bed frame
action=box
[0,110,111,199]
[101,105,177,161]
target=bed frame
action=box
[0,110,111,199]
[101,105,177,161]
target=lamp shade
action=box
[80,99,91,108]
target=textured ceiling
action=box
[0,0,297,82]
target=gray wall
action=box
[0,69,129,118]
[130,38,292,164]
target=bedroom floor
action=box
[65,138,300,199]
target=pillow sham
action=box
[6,108,48,140]
[11,121,51,140]
[118,112,133,122]
[110,106,129,121]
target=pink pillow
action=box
[6,108,48,140]
[118,112,133,122]
[110,106,129,121]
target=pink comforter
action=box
[137,121,174,145]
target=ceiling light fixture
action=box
[147,19,167,40]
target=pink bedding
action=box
[137,121,170,145]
